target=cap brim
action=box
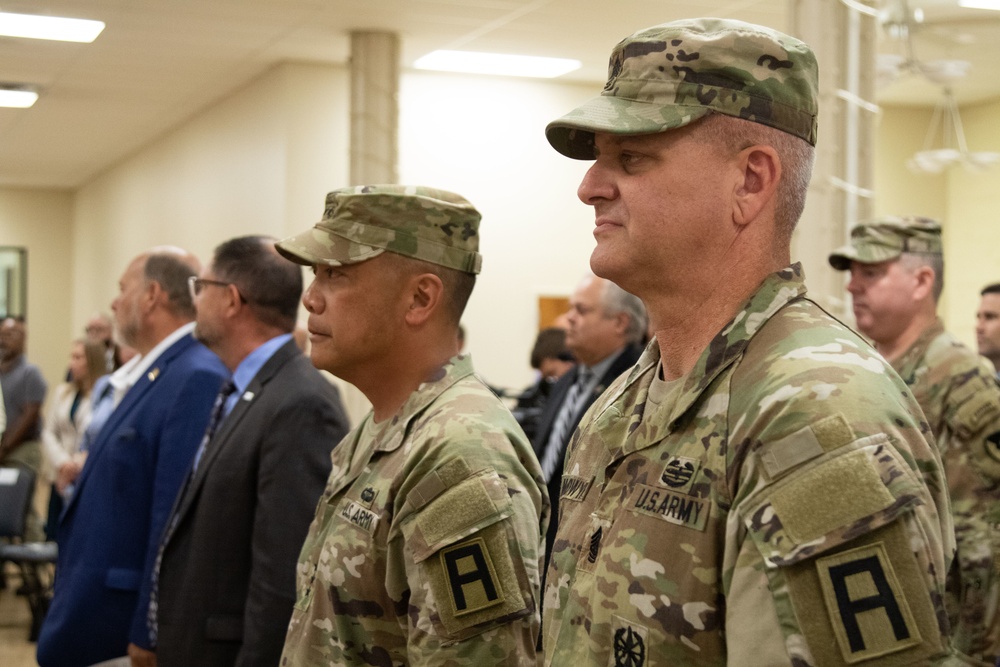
[828,246,857,271]
[275,226,385,267]
[828,242,906,271]
[546,94,712,159]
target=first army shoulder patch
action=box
[440,537,504,616]
[783,521,944,666]
[815,542,920,662]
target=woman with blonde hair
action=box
[42,338,106,539]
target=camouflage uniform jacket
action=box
[892,318,1000,664]
[543,264,956,667]
[281,354,549,666]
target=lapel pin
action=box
[147,368,160,382]
[242,391,254,401]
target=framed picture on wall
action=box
[0,247,27,319]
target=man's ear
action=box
[732,145,781,227]
[141,279,162,315]
[403,273,444,327]
[912,265,936,302]
[612,312,629,337]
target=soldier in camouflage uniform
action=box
[831,217,1000,665]
[542,18,958,666]
[275,185,548,665]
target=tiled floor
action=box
[0,567,39,667]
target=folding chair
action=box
[0,466,58,641]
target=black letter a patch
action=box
[440,537,505,616]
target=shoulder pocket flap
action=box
[406,468,513,564]
[104,567,142,591]
[205,614,244,641]
[741,434,925,568]
[947,379,1000,440]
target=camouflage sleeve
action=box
[724,321,954,665]
[939,363,1000,662]
[944,365,1000,485]
[726,416,951,665]
[391,444,544,664]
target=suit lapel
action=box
[162,340,299,544]
[65,336,196,519]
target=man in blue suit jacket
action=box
[37,248,228,667]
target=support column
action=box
[349,31,399,185]
[789,0,878,319]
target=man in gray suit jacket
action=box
[150,235,350,667]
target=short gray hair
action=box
[144,253,199,319]
[900,252,944,302]
[600,279,647,344]
[699,114,815,242]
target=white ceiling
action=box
[2,0,999,189]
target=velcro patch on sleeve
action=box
[759,414,855,481]
[784,521,943,666]
[414,470,510,552]
[769,449,894,544]
[406,458,474,511]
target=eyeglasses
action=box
[188,276,246,303]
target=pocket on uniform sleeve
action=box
[740,433,945,665]
[404,463,531,639]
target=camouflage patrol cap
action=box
[276,185,482,274]
[828,216,943,271]
[546,17,819,159]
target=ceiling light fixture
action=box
[0,11,105,43]
[907,87,1000,173]
[414,50,580,78]
[0,86,39,108]
[959,0,1000,10]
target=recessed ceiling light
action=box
[959,0,1000,10]
[0,88,39,108]
[414,50,581,78]
[0,11,105,43]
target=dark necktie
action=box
[147,379,235,645]
[192,379,236,471]
[541,368,592,482]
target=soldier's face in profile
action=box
[301,254,405,382]
[576,123,740,293]
[847,259,918,344]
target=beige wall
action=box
[400,72,597,391]
[3,62,997,421]
[0,188,75,393]
[73,64,604,408]
[875,103,999,349]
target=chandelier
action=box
[907,84,1000,174]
